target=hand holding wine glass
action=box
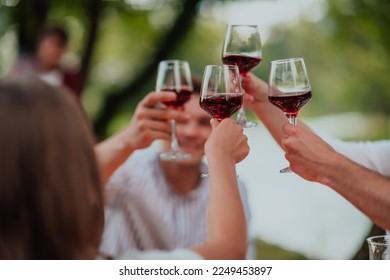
[205,118,249,173]
[222,24,262,128]
[199,64,243,177]
[268,57,312,173]
[156,60,193,161]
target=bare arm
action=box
[242,73,310,148]
[282,123,390,230]
[94,91,189,184]
[190,118,249,259]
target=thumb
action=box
[210,118,220,130]
[282,123,295,136]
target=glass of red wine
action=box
[156,60,193,161]
[268,57,312,173]
[199,64,243,177]
[222,24,263,128]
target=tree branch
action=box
[93,0,202,138]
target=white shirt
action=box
[319,133,390,233]
[100,144,254,259]
[318,132,390,176]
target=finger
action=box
[281,138,288,150]
[141,91,177,108]
[210,118,220,129]
[281,136,295,152]
[242,74,250,87]
[137,119,172,133]
[282,122,295,136]
[243,92,254,102]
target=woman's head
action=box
[0,76,103,259]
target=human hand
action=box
[205,118,250,164]
[241,73,269,111]
[117,91,190,150]
[281,123,339,182]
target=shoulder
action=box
[111,146,156,177]
[106,145,160,191]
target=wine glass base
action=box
[280,166,292,173]
[201,173,239,178]
[159,151,191,161]
[238,120,258,128]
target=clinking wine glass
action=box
[222,24,263,128]
[199,64,243,177]
[367,235,390,260]
[268,57,312,173]
[156,60,193,161]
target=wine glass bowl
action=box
[160,87,192,110]
[156,60,193,161]
[268,89,312,124]
[199,65,243,121]
[222,24,263,128]
[268,57,312,173]
[199,64,243,178]
[222,55,262,76]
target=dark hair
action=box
[37,25,68,47]
[192,75,202,95]
[0,77,103,259]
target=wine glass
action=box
[367,235,390,260]
[222,24,263,128]
[268,57,312,173]
[199,64,243,177]
[156,60,193,161]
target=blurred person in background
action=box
[0,76,249,260]
[242,73,390,232]
[8,25,83,99]
[99,77,256,259]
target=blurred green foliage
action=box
[255,239,307,260]
[0,0,388,259]
[256,0,390,120]
[1,0,390,138]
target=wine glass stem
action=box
[287,115,297,126]
[170,119,179,152]
[237,107,246,120]
[237,74,249,122]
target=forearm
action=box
[320,154,390,231]
[253,102,288,146]
[191,154,247,259]
[94,131,136,184]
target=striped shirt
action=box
[99,143,254,259]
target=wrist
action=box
[205,149,235,167]
[114,130,137,155]
[319,153,353,187]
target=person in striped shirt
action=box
[99,80,255,259]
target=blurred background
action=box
[1,0,389,259]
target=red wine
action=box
[222,54,262,76]
[161,88,192,110]
[269,91,312,117]
[199,94,243,121]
